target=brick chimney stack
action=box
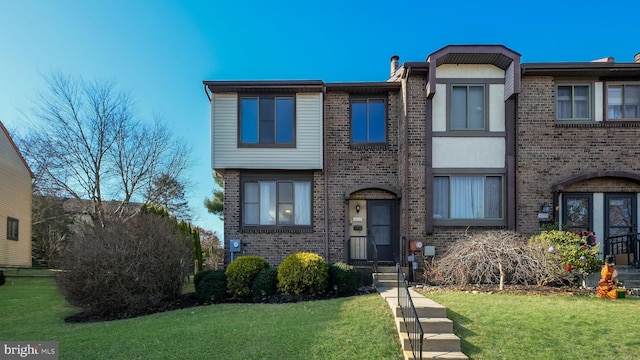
[390,55,400,76]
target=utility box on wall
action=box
[229,239,241,253]
[423,246,435,256]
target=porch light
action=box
[541,202,551,214]
[355,204,360,213]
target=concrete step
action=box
[399,332,461,352]
[377,265,399,273]
[392,301,448,319]
[374,272,397,281]
[404,350,468,360]
[399,316,454,334]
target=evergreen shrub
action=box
[277,252,328,295]
[225,255,269,298]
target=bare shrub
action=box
[56,213,192,316]
[430,230,537,289]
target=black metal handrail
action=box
[371,236,378,276]
[605,233,640,268]
[397,263,423,360]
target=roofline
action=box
[203,80,324,87]
[427,44,522,61]
[325,82,401,90]
[0,120,34,178]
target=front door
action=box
[605,194,636,237]
[604,194,637,261]
[367,200,396,263]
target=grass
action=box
[426,291,640,360]
[0,276,402,360]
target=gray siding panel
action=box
[211,92,323,170]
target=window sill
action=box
[554,121,640,128]
[349,143,389,150]
[432,219,506,227]
[240,226,313,233]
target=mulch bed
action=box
[65,287,377,323]
[416,284,596,296]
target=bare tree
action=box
[20,73,191,225]
[145,173,191,221]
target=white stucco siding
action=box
[436,64,505,79]
[432,84,447,132]
[432,137,505,168]
[211,92,323,170]
[489,84,505,132]
[594,82,603,122]
[0,128,32,267]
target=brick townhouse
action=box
[204,45,640,269]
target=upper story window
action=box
[433,175,503,220]
[7,217,18,240]
[239,95,295,147]
[450,85,485,130]
[608,84,640,120]
[557,85,591,120]
[351,98,386,144]
[242,173,312,229]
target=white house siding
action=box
[432,138,505,168]
[436,64,505,79]
[0,127,32,267]
[489,84,505,132]
[594,82,603,122]
[432,84,447,132]
[211,92,323,170]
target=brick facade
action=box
[211,46,640,267]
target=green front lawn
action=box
[0,277,402,359]
[426,291,640,360]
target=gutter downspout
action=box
[203,84,211,102]
[322,84,330,262]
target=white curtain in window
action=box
[557,86,572,118]
[450,177,484,218]
[573,86,589,118]
[485,177,502,219]
[433,177,449,218]
[468,86,484,129]
[260,182,276,225]
[294,181,311,225]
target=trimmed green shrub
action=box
[277,252,328,295]
[251,267,278,297]
[327,262,358,295]
[196,269,227,303]
[194,269,214,290]
[225,255,269,298]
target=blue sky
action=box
[1,0,637,238]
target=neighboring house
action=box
[0,121,34,268]
[205,45,640,268]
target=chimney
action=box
[390,55,400,76]
[635,53,640,63]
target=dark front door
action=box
[604,194,637,262]
[605,194,636,238]
[367,200,396,263]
